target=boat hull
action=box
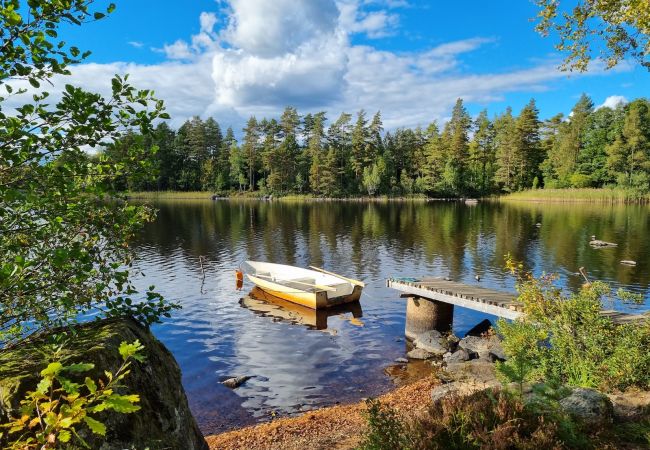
[246,274,362,309]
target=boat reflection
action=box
[239,287,363,330]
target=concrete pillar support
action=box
[405,296,454,341]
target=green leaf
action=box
[59,429,72,442]
[57,376,81,394]
[41,362,63,376]
[28,78,40,88]
[85,377,97,394]
[64,363,95,373]
[118,340,144,361]
[103,394,141,413]
[36,377,52,394]
[83,416,106,436]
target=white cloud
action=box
[597,95,628,110]
[7,0,632,134]
[223,0,340,57]
[128,41,144,48]
[161,40,194,60]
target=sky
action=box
[49,0,647,131]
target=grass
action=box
[358,388,649,450]
[499,188,650,203]
[124,191,432,202]
[126,191,214,200]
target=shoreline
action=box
[125,189,650,204]
[205,375,440,450]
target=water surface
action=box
[132,200,650,434]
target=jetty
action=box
[387,277,649,339]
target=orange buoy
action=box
[235,269,244,290]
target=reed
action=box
[498,188,650,203]
[126,191,213,200]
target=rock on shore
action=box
[0,318,208,450]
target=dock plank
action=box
[387,278,645,324]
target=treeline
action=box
[104,95,650,197]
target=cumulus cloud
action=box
[222,0,340,57]
[597,95,628,110]
[7,0,632,133]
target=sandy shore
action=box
[205,375,439,450]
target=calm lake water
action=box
[132,200,650,434]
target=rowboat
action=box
[241,261,364,309]
[241,287,363,329]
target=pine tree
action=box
[201,117,223,190]
[242,116,260,191]
[350,110,369,189]
[468,110,496,195]
[539,113,564,186]
[368,111,384,165]
[308,112,327,195]
[216,127,235,190]
[443,98,472,195]
[607,99,650,190]
[152,122,178,190]
[514,99,541,190]
[494,108,518,192]
[546,94,594,185]
[422,121,445,193]
[327,112,352,193]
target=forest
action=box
[104,95,650,197]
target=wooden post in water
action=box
[405,296,454,340]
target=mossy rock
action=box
[0,318,208,450]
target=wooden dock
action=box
[387,277,649,325]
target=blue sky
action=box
[54,0,646,130]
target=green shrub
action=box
[358,399,411,450]
[357,389,590,450]
[497,257,650,391]
[1,341,144,450]
[569,173,593,188]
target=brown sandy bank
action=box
[205,375,439,450]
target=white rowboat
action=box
[241,261,364,309]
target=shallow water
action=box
[132,200,650,434]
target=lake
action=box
[132,199,650,434]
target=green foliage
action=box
[0,340,144,449]
[357,399,411,450]
[0,0,179,347]
[569,173,592,188]
[358,389,593,450]
[497,257,650,391]
[103,95,650,199]
[534,0,650,71]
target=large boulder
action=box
[458,334,505,361]
[464,319,493,337]
[559,388,614,427]
[443,348,470,364]
[444,360,500,385]
[0,318,208,450]
[413,330,450,356]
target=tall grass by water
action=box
[500,188,650,203]
[127,191,214,200]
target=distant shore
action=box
[498,188,650,203]
[125,188,650,204]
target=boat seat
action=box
[288,277,316,285]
